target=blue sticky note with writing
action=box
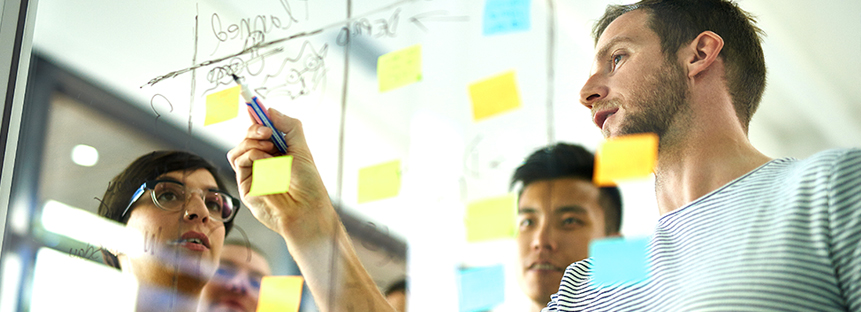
[589,236,651,287]
[457,265,505,312]
[483,0,531,35]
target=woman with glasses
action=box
[98,150,240,312]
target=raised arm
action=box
[227,108,395,312]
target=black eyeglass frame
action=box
[121,179,240,222]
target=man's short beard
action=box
[618,58,689,138]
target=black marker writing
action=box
[69,243,103,261]
[336,8,401,46]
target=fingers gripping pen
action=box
[232,74,289,155]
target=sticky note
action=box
[464,194,516,242]
[205,85,240,126]
[357,160,401,203]
[593,133,658,186]
[249,155,293,196]
[378,45,422,92]
[468,71,521,121]
[257,276,304,312]
[458,265,506,312]
[589,236,650,287]
[483,0,531,35]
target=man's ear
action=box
[682,31,724,78]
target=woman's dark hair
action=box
[99,150,236,268]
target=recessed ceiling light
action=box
[71,144,98,167]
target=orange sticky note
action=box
[378,44,422,92]
[465,194,517,242]
[357,160,401,203]
[249,155,293,196]
[594,133,658,186]
[204,85,240,126]
[468,71,521,121]
[257,276,304,312]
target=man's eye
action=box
[519,219,533,227]
[611,54,624,71]
[562,218,583,227]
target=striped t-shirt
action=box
[545,148,861,311]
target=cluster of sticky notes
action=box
[249,155,293,196]
[457,265,506,312]
[357,160,402,203]
[205,85,241,126]
[589,236,651,287]
[594,133,658,186]
[378,44,422,92]
[257,276,304,312]
[483,0,531,35]
[468,71,522,121]
[464,194,516,242]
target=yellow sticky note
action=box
[204,85,240,126]
[357,160,401,203]
[249,155,293,196]
[378,45,422,92]
[465,194,517,242]
[594,133,658,186]
[257,276,304,312]
[468,71,521,121]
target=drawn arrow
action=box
[409,10,469,32]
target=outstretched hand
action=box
[227,108,331,237]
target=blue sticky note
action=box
[457,265,505,312]
[483,0,531,35]
[589,236,651,287]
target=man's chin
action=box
[210,302,249,312]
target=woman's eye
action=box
[158,192,180,202]
[519,219,533,227]
[206,201,221,212]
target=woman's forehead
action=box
[157,168,218,188]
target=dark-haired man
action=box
[541,0,861,311]
[511,144,621,312]
[198,241,272,312]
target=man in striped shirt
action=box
[548,0,861,310]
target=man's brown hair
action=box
[593,0,766,133]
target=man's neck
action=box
[653,106,771,215]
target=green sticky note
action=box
[257,276,304,312]
[468,71,521,121]
[378,44,422,92]
[357,160,401,203]
[204,85,240,126]
[249,155,293,196]
[465,194,516,242]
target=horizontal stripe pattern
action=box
[545,148,861,311]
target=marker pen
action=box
[232,74,289,155]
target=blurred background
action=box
[1,0,860,311]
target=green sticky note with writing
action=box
[465,194,516,242]
[378,44,422,92]
[249,155,293,196]
[205,85,240,126]
[357,160,401,203]
[468,71,521,121]
[257,276,304,312]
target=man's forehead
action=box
[595,10,651,51]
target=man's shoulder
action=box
[773,148,861,179]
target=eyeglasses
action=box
[122,180,239,222]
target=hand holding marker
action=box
[232,74,289,155]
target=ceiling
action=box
[23,0,861,310]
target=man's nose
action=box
[580,72,608,109]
